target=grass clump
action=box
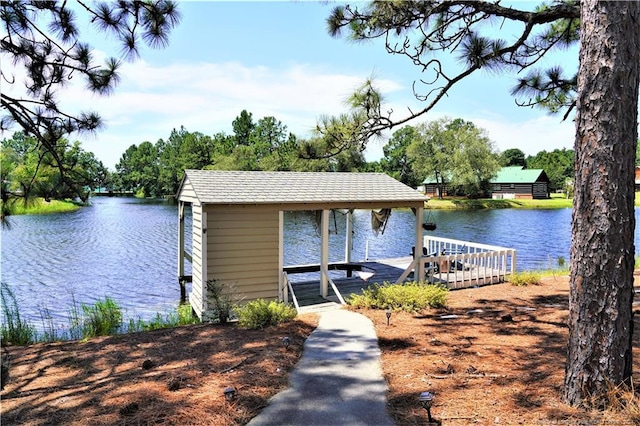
[348,281,448,312]
[1,282,37,345]
[127,304,198,332]
[1,286,200,344]
[79,297,123,338]
[235,299,297,329]
[509,271,542,286]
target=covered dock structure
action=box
[176,170,428,319]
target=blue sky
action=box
[6,1,578,170]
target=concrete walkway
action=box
[247,308,394,426]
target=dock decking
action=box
[286,256,510,313]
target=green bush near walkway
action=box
[348,281,448,312]
[235,299,297,329]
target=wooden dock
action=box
[285,255,511,313]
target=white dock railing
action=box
[282,272,300,313]
[396,236,516,289]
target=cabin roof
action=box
[490,166,549,184]
[178,170,427,205]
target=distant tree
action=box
[114,142,160,197]
[407,118,500,198]
[326,1,639,406]
[259,133,300,171]
[380,126,421,188]
[363,160,383,173]
[1,1,180,214]
[157,127,214,195]
[252,116,289,158]
[500,148,526,167]
[526,148,574,192]
[232,110,256,146]
[1,132,107,203]
[208,132,233,156]
[209,145,258,171]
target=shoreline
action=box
[4,198,81,215]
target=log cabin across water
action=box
[176,170,427,319]
[490,166,550,200]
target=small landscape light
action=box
[419,391,435,423]
[224,386,237,402]
[282,336,290,350]
[385,308,392,326]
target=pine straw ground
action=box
[1,274,640,425]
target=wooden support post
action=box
[415,206,424,283]
[344,209,353,263]
[179,278,186,304]
[178,201,185,303]
[178,201,185,280]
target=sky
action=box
[5,1,578,170]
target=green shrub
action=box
[509,271,542,286]
[348,281,448,312]
[235,299,297,329]
[205,280,240,324]
[0,282,36,345]
[80,297,123,338]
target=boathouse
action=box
[176,170,428,319]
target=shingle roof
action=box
[490,166,548,184]
[179,170,427,205]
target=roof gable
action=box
[178,170,427,205]
[491,166,549,184]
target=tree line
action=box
[2,112,599,201]
[2,112,588,202]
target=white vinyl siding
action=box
[178,178,199,203]
[189,204,206,318]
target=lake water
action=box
[1,197,638,328]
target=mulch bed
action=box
[361,275,640,425]
[2,275,639,425]
[1,315,318,425]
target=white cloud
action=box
[60,60,402,169]
[5,50,573,170]
[472,115,575,156]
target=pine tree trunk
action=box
[564,0,640,407]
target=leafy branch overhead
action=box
[0,0,180,198]
[323,0,580,144]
